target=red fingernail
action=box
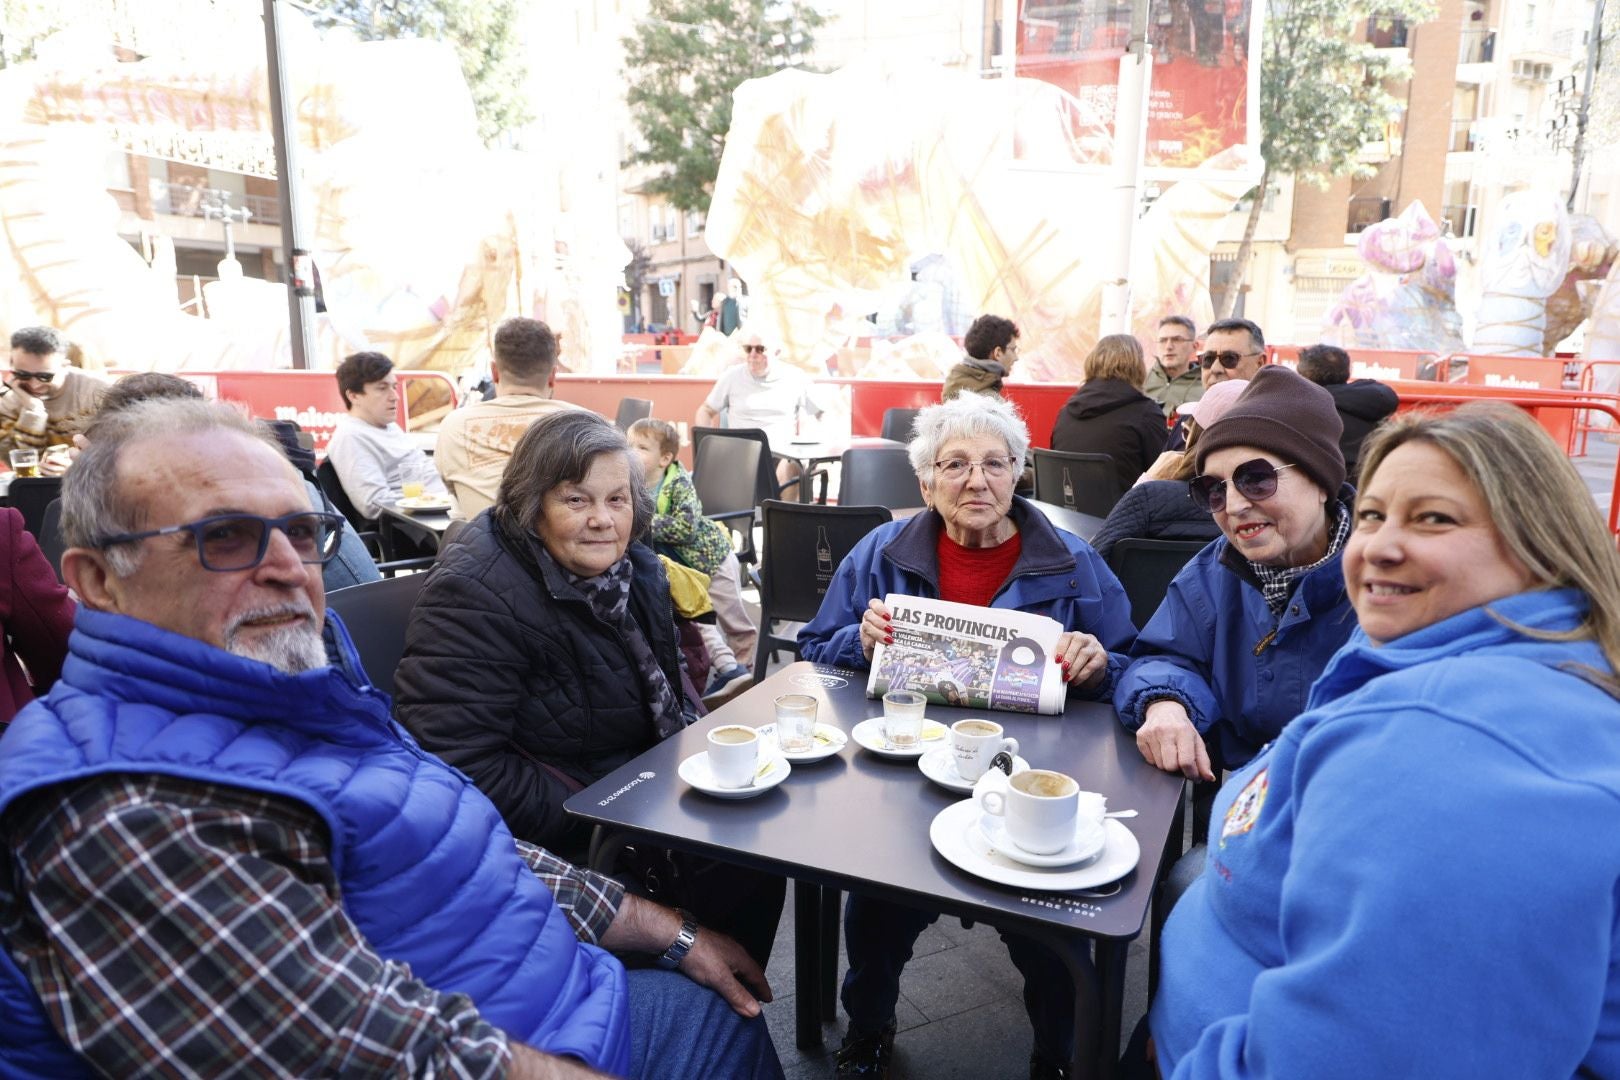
[885,635,894,644]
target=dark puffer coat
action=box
[1050,378,1169,493]
[1088,479,1223,561]
[395,511,688,858]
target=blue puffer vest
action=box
[0,609,630,1078]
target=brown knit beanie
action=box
[1193,366,1346,494]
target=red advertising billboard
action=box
[1016,0,1259,175]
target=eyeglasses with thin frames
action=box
[1198,350,1261,370]
[933,456,1016,481]
[94,511,346,572]
[1188,460,1297,513]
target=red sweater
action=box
[936,529,1023,607]
[0,506,74,726]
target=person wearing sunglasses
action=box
[1115,366,1358,784]
[1143,314,1204,418]
[0,397,785,1078]
[695,327,824,497]
[799,392,1136,1080]
[1197,318,1266,390]
[0,326,109,466]
[1150,404,1620,1079]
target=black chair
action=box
[6,476,62,539]
[314,459,432,576]
[692,434,766,565]
[880,407,921,444]
[753,500,893,683]
[38,498,65,582]
[326,572,429,697]
[838,447,924,509]
[692,425,828,505]
[1030,448,1124,518]
[614,397,653,431]
[1107,537,1207,629]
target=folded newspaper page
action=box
[866,594,1067,715]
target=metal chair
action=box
[614,397,654,431]
[837,446,924,509]
[6,476,62,539]
[753,500,893,683]
[326,572,429,697]
[880,407,921,444]
[1030,448,1125,518]
[1107,537,1208,630]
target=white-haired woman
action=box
[799,392,1136,1080]
[1151,403,1620,1077]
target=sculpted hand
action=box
[859,598,893,662]
[676,925,774,1019]
[1053,631,1108,689]
[1136,700,1215,781]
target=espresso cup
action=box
[951,718,1019,782]
[707,724,760,788]
[976,769,1080,855]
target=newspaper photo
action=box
[865,594,1068,715]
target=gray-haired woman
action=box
[395,409,784,967]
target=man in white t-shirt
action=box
[325,351,448,521]
[695,329,822,499]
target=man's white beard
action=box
[224,607,327,674]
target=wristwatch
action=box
[657,909,699,970]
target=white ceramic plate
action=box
[398,495,453,512]
[850,717,949,759]
[917,746,1029,794]
[976,812,1108,868]
[756,721,847,763]
[678,749,791,799]
[929,801,1140,891]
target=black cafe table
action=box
[376,500,452,556]
[565,662,1184,1080]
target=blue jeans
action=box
[841,894,1083,1063]
[623,969,783,1079]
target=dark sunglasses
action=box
[743,344,768,354]
[9,369,56,384]
[1188,459,1297,512]
[95,511,345,572]
[1198,350,1259,370]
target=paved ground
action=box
[744,436,1619,1078]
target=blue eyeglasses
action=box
[95,511,346,572]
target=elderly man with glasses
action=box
[695,328,823,498]
[0,326,108,466]
[0,398,784,1079]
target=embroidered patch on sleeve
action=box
[1219,767,1269,848]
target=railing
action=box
[1458,28,1495,64]
[146,180,281,226]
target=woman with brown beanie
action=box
[1112,366,1361,781]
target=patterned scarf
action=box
[1249,504,1352,615]
[563,552,688,740]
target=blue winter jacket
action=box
[797,497,1136,698]
[0,609,629,1078]
[1153,588,1620,1079]
[1113,504,1358,768]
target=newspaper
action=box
[865,594,1067,715]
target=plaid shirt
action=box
[0,773,626,1078]
[1250,504,1353,615]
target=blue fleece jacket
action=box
[1153,589,1620,1079]
[797,497,1136,698]
[0,608,629,1077]
[1113,508,1358,768]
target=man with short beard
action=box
[0,399,782,1079]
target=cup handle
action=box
[977,789,1006,817]
[999,737,1019,758]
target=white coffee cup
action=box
[977,769,1084,855]
[707,725,760,788]
[950,718,1019,782]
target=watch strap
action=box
[656,908,698,970]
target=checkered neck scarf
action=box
[564,552,686,739]
[1249,504,1351,615]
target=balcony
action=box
[1347,196,1392,234]
[1458,28,1496,65]
[1366,16,1409,48]
[147,180,281,226]
[1449,118,1480,152]
[1441,203,1478,238]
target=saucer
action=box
[756,721,847,763]
[851,717,948,759]
[678,750,791,798]
[398,495,453,513]
[929,801,1140,891]
[917,747,1029,794]
[976,813,1107,868]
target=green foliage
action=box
[1258,0,1435,185]
[622,0,826,213]
[312,0,531,146]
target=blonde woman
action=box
[1050,333,1168,492]
[1150,402,1620,1078]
